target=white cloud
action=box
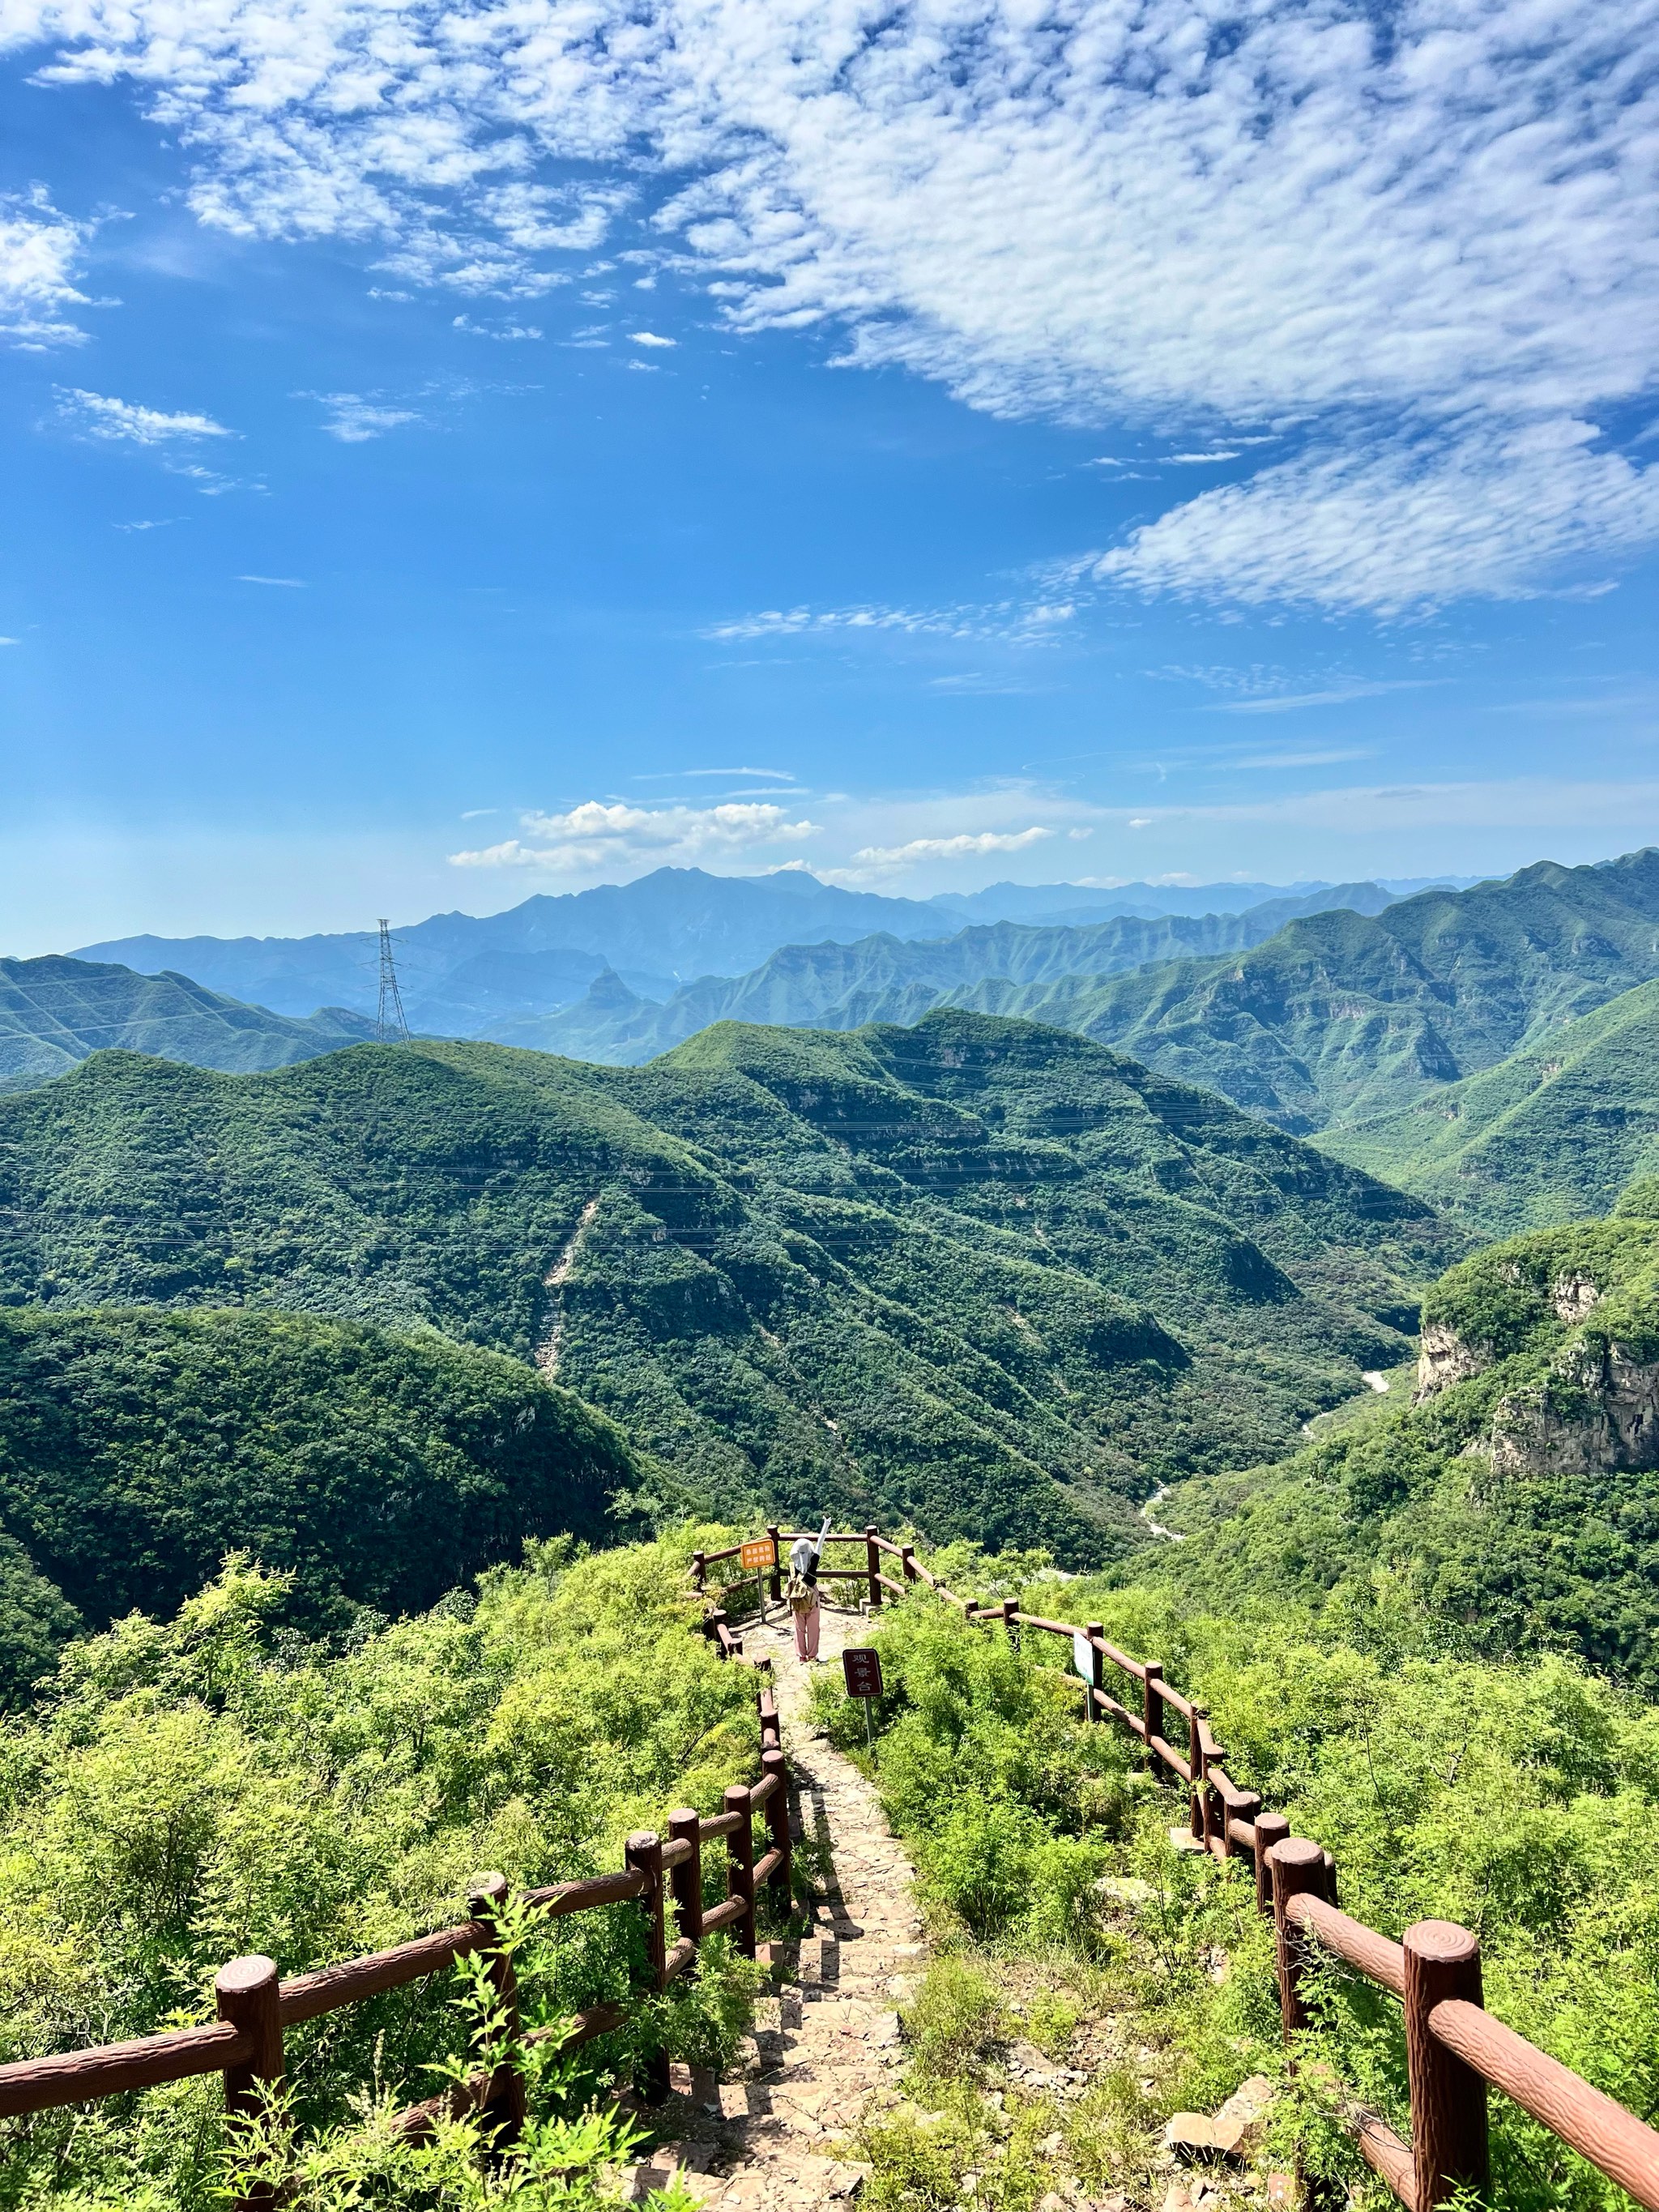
[305,392,420,442]
[851,826,1056,868]
[57,388,232,444]
[449,798,818,873]
[238,574,304,586]
[629,330,676,348]
[0,187,93,350]
[1213,684,1430,715]
[1095,421,1659,615]
[453,314,542,340]
[9,0,1659,604]
[706,598,1075,646]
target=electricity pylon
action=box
[376,919,410,1043]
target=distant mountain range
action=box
[518,882,1405,1061]
[71,865,1469,1032]
[0,955,373,1094]
[565,851,1659,1142]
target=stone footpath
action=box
[624,1603,919,2212]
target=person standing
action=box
[787,1518,830,1662]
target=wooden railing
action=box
[699,1529,1659,2212]
[0,1658,792,2212]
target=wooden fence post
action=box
[217,1954,283,2210]
[1253,1811,1289,1915]
[724,1783,757,1958]
[1405,1921,1489,2208]
[900,1544,917,1582]
[1228,1790,1261,1862]
[693,1552,706,1592]
[1189,1706,1207,1842]
[761,1747,793,1903]
[469,1873,527,2147]
[625,1832,670,2103]
[1269,1838,1328,2037]
[766,1526,782,1607]
[1085,1622,1106,1723]
[667,1808,703,1954]
[866,1526,881,1610]
[1001,1596,1018,1646]
[1142,1662,1163,1774]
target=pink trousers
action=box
[793,1599,821,1660]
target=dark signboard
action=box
[842,1647,884,1701]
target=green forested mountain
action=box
[957,850,1659,1133]
[0,954,374,1093]
[1147,1186,1659,1686]
[1317,976,1659,1235]
[517,853,1659,1150]
[0,1017,1455,1560]
[0,1306,638,1693]
[506,884,1402,1061]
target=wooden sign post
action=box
[739,1534,776,1615]
[842,1646,884,1764]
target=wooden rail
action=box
[0,1642,796,2210]
[702,1526,1659,2212]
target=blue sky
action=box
[2,0,1657,955]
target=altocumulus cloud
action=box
[7,0,1659,607]
[449,799,819,873]
[0,188,92,349]
[56,389,233,444]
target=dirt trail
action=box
[626,1603,923,2212]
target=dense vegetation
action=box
[667,850,1659,1139]
[1320,974,1659,1234]
[529,886,1397,1062]
[0,1017,1453,1561]
[1141,1187,1659,1689]
[0,955,372,1094]
[0,1306,640,1695]
[0,1537,766,2211]
[809,1568,1659,2212]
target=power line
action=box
[376,920,410,1044]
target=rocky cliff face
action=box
[1416,1321,1488,1399]
[1417,1269,1606,1403]
[1489,1341,1659,1479]
[1415,1259,1656,1482]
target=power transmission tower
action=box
[376,919,410,1044]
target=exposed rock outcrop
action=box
[1415,1321,1487,1401]
[1490,1339,1659,1480]
[1550,1271,1602,1323]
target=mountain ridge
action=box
[69,866,1435,1036]
[0,954,375,1094]
[0,1015,1458,1557]
[478,882,1407,1061]
[1316,975,1659,1234]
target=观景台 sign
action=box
[842,1647,884,1701]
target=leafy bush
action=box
[0,1530,762,2210]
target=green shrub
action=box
[901,1957,1006,2080]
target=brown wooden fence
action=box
[0,1653,791,2212]
[697,1527,1659,2212]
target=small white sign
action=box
[1073,1630,1094,1682]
